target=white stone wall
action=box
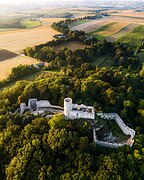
[115,114,135,138]
[97,113,135,138]
[95,113,135,148]
[97,113,116,120]
[96,140,124,149]
[93,129,125,149]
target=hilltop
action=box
[0,3,143,180]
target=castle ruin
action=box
[18,97,135,148]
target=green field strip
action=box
[118,25,144,50]
[88,22,118,35]
[93,34,106,40]
[105,24,137,42]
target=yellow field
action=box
[40,18,65,25]
[0,56,38,80]
[53,41,89,52]
[0,18,65,80]
[96,22,129,37]
[0,18,64,52]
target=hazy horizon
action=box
[0,0,143,14]
[0,0,143,5]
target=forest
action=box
[0,65,144,179]
[0,17,144,180]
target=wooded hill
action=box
[0,17,143,180]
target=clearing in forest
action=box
[91,55,114,68]
[53,41,89,52]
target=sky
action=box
[0,0,84,5]
[0,0,41,4]
[0,0,141,4]
[0,0,142,6]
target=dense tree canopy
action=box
[0,65,143,179]
[0,16,143,180]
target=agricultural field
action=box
[71,13,144,46]
[0,18,63,52]
[71,15,144,32]
[109,10,144,19]
[24,8,73,18]
[71,19,111,32]
[21,19,42,29]
[119,25,144,50]
[39,18,65,25]
[53,41,89,52]
[0,18,64,80]
[106,24,138,42]
[0,18,42,30]
[0,49,18,62]
[89,22,118,34]
[68,19,91,28]
[91,22,129,40]
[0,28,18,32]
[0,56,38,80]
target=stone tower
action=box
[64,98,73,117]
